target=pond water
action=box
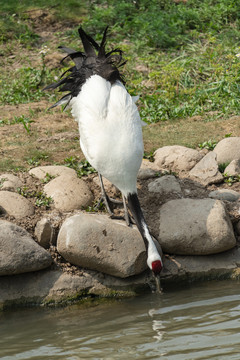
[1,280,240,360]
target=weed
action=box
[223,173,240,186]
[13,115,34,133]
[25,150,50,167]
[0,178,7,188]
[198,140,217,151]
[41,173,56,184]
[35,192,53,209]
[218,162,230,173]
[143,151,154,162]
[64,157,97,177]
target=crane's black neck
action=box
[127,193,149,250]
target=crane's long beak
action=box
[153,272,162,294]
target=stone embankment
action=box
[1,137,240,309]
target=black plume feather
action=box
[44,26,126,109]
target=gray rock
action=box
[57,213,148,278]
[0,191,35,219]
[2,246,240,308]
[159,198,236,255]
[209,189,240,202]
[224,159,240,176]
[189,152,223,185]
[0,174,23,191]
[0,220,52,276]
[213,137,240,164]
[29,165,77,180]
[154,145,203,172]
[35,218,54,249]
[44,174,93,211]
[138,160,158,180]
[148,175,182,195]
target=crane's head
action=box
[151,259,163,276]
[147,254,163,293]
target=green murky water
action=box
[1,280,240,359]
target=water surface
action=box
[1,280,240,359]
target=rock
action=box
[209,189,240,202]
[0,191,34,219]
[0,220,52,276]
[159,198,236,255]
[44,174,93,211]
[154,145,203,172]
[57,213,148,278]
[29,165,77,180]
[35,218,54,249]
[213,137,240,164]
[0,174,23,191]
[224,159,240,176]
[189,152,223,185]
[2,246,240,309]
[0,268,150,309]
[138,160,158,180]
[148,175,182,195]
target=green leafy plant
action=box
[218,162,230,173]
[35,192,53,208]
[41,173,56,184]
[198,139,217,150]
[223,173,240,186]
[64,157,97,177]
[13,115,34,133]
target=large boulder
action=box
[44,174,93,211]
[213,137,240,164]
[154,145,203,172]
[0,191,34,219]
[189,152,223,185]
[0,220,52,275]
[57,213,148,278]
[159,198,236,255]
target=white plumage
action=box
[71,75,143,196]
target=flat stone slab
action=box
[57,213,148,278]
[29,165,77,180]
[154,145,203,172]
[0,220,52,276]
[189,152,223,185]
[213,137,240,164]
[0,174,23,191]
[44,174,93,211]
[0,191,35,219]
[159,198,236,255]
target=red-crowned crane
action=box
[44,27,163,288]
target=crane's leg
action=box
[122,193,131,226]
[95,173,114,216]
[95,174,135,226]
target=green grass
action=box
[1,0,240,147]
